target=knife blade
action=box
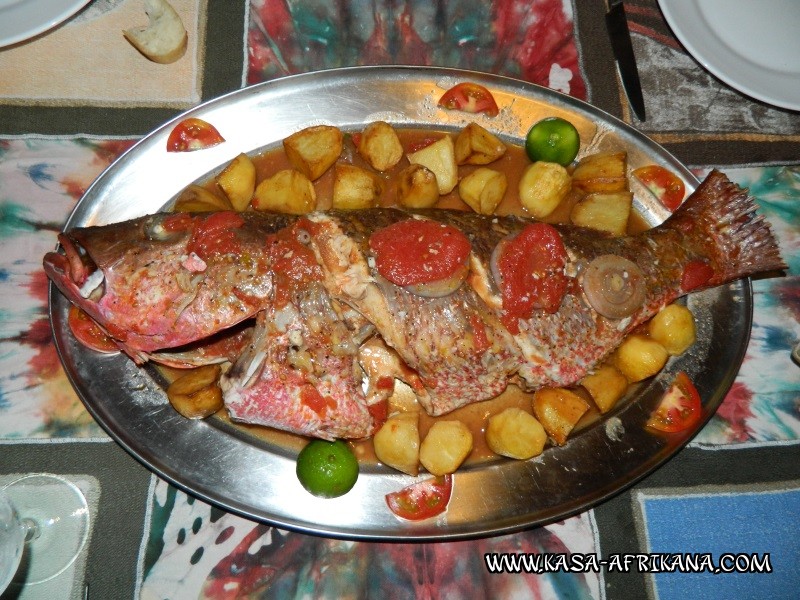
[605,0,646,121]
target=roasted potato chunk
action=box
[173,184,233,212]
[252,169,316,214]
[648,303,696,356]
[373,412,420,476]
[570,191,632,236]
[613,334,669,382]
[407,136,458,195]
[215,152,256,211]
[396,164,440,208]
[283,125,343,181]
[454,122,507,165]
[332,163,383,209]
[419,420,473,476]
[581,364,629,413]
[458,168,507,214]
[485,407,547,460]
[166,364,223,419]
[358,121,403,171]
[532,387,590,446]
[518,161,572,218]
[571,151,628,193]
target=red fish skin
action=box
[304,170,786,410]
[146,324,254,368]
[305,211,521,417]
[44,212,293,356]
[222,297,376,440]
[44,171,786,436]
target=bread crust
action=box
[123,0,187,64]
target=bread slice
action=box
[123,0,187,64]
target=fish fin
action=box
[666,170,787,283]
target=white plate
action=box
[658,0,800,110]
[0,0,91,48]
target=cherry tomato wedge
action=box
[633,165,686,211]
[385,475,452,521]
[167,117,225,152]
[646,371,702,433]
[68,305,119,353]
[369,219,471,286]
[438,83,499,117]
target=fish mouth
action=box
[43,233,105,302]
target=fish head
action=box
[44,211,276,353]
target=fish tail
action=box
[664,169,787,283]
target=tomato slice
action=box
[68,305,119,353]
[438,83,499,117]
[681,259,715,292]
[496,223,568,331]
[646,371,702,433]
[167,118,225,152]
[186,211,246,259]
[368,219,471,286]
[385,475,452,521]
[633,165,686,211]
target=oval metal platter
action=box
[49,66,751,540]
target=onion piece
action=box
[582,254,646,319]
[143,214,183,242]
[488,236,511,291]
[403,262,469,298]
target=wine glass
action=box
[0,474,90,592]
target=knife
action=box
[605,0,646,121]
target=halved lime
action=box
[296,439,359,498]
[525,117,580,166]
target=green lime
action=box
[524,117,580,166]
[296,439,359,498]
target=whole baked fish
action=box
[44,171,786,439]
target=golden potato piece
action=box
[173,184,233,212]
[532,387,590,446]
[358,121,403,171]
[458,168,508,215]
[570,191,632,236]
[396,164,440,208]
[283,125,343,181]
[373,412,420,476]
[571,151,628,193]
[454,122,507,165]
[581,364,629,413]
[419,420,473,476]
[613,334,669,382]
[216,152,256,211]
[407,136,458,195]
[518,161,572,219]
[166,364,223,419]
[485,407,547,460]
[648,303,696,356]
[332,163,383,209]
[252,169,316,214]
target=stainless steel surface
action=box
[49,66,751,540]
[606,0,646,120]
[792,341,800,367]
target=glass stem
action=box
[20,517,40,543]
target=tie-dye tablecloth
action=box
[1,2,798,599]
